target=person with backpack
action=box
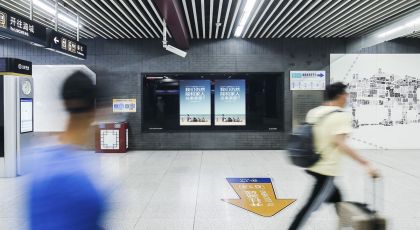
[288,82,380,230]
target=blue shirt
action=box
[28,145,106,230]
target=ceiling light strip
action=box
[253,0,283,38]
[126,0,160,38]
[310,0,367,38]
[120,0,154,38]
[67,0,120,38]
[355,1,420,37]
[91,0,136,38]
[209,0,214,38]
[136,0,162,38]
[242,0,265,38]
[226,0,242,38]
[147,0,172,38]
[233,0,256,37]
[273,0,313,38]
[298,0,349,38]
[289,0,340,38]
[191,0,200,38]
[201,0,205,38]
[108,0,145,38]
[278,0,322,37]
[334,0,414,35]
[260,0,293,38]
[306,0,362,38]
[220,0,232,38]
[75,0,125,38]
[285,0,332,37]
[215,0,224,39]
[263,0,297,38]
[181,0,194,39]
[338,0,414,37]
[248,0,274,38]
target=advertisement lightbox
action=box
[179,80,211,126]
[215,80,246,126]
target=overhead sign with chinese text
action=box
[113,99,136,113]
[0,7,47,46]
[290,70,326,90]
[46,29,87,60]
[222,178,295,217]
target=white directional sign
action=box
[290,70,326,90]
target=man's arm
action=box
[333,134,380,177]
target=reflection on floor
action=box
[1,150,420,230]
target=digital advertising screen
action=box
[20,98,33,133]
[179,80,211,126]
[142,73,284,132]
[215,80,246,126]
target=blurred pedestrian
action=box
[288,82,379,230]
[27,71,106,230]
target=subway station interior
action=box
[1,0,420,229]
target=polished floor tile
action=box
[1,150,420,229]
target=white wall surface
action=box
[33,65,96,132]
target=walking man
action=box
[288,82,379,230]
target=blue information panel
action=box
[179,80,211,126]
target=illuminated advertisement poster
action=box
[179,80,211,126]
[215,80,246,126]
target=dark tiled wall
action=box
[0,38,417,150]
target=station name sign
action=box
[0,7,88,60]
[0,7,46,47]
[46,29,87,60]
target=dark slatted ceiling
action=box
[1,0,420,40]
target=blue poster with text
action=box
[179,80,211,126]
[215,80,246,126]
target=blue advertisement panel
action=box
[179,80,211,126]
[215,80,246,126]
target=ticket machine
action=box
[0,58,34,177]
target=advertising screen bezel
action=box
[142,72,284,132]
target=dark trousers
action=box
[288,170,342,230]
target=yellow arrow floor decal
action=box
[222,178,296,217]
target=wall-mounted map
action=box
[331,54,420,149]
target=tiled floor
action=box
[1,150,420,230]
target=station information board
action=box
[46,29,87,60]
[290,70,326,90]
[0,7,47,47]
[20,98,33,133]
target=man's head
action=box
[62,71,95,114]
[325,82,348,108]
[60,71,95,146]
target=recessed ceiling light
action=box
[33,0,81,29]
[234,0,256,37]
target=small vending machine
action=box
[0,58,34,177]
